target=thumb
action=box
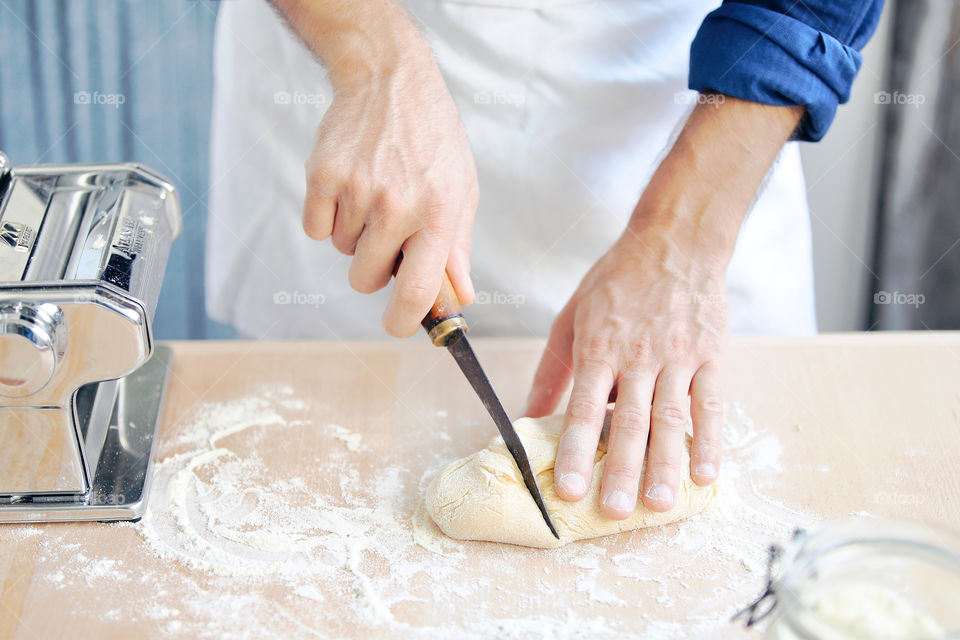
[525,309,575,418]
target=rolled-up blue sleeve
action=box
[688,1,884,141]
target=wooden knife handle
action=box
[393,252,468,347]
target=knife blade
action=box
[415,269,560,540]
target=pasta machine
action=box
[0,151,179,522]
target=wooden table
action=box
[1,334,958,639]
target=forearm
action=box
[628,95,804,267]
[268,0,432,88]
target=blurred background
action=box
[0,0,957,339]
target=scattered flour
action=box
[326,424,363,452]
[18,389,814,639]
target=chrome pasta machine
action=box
[0,151,179,522]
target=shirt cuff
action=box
[688,3,864,141]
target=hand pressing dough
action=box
[426,412,716,549]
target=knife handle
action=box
[422,270,468,346]
[393,252,468,347]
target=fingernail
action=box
[557,472,586,497]
[694,463,717,480]
[602,490,633,512]
[645,483,674,503]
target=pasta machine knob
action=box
[0,302,63,398]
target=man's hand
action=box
[526,95,804,519]
[527,229,728,518]
[271,0,478,336]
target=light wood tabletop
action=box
[1,334,957,639]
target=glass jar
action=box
[738,519,960,639]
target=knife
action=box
[416,269,559,540]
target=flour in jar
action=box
[766,585,947,639]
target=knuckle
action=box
[695,333,722,354]
[302,215,329,240]
[611,407,650,438]
[652,401,688,430]
[581,335,612,361]
[373,189,408,223]
[416,226,452,251]
[627,336,655,364]
[424,183,453,210]
[645,437,684,470]
[397,275,435,309]
[645,457,679,478]
[305,164,338,197]
[342,175,368,202]
[579,356,615,380]
[419,190,453,227]
[577,339,616,380]
[566,396,605,423]
[343,172,365,197]
[604,463,639,484]
[666,330,692,358]
[694,394,724,417]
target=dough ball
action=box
[426,413,715,549]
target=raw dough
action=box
[426,412,716,549]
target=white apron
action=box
[207,0,817,339]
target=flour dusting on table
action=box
[327,423,364,451]
[27,387,811,639]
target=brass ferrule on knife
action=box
[426,316,468,347]
[418,268,469,347]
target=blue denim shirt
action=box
[688,0,885,141]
